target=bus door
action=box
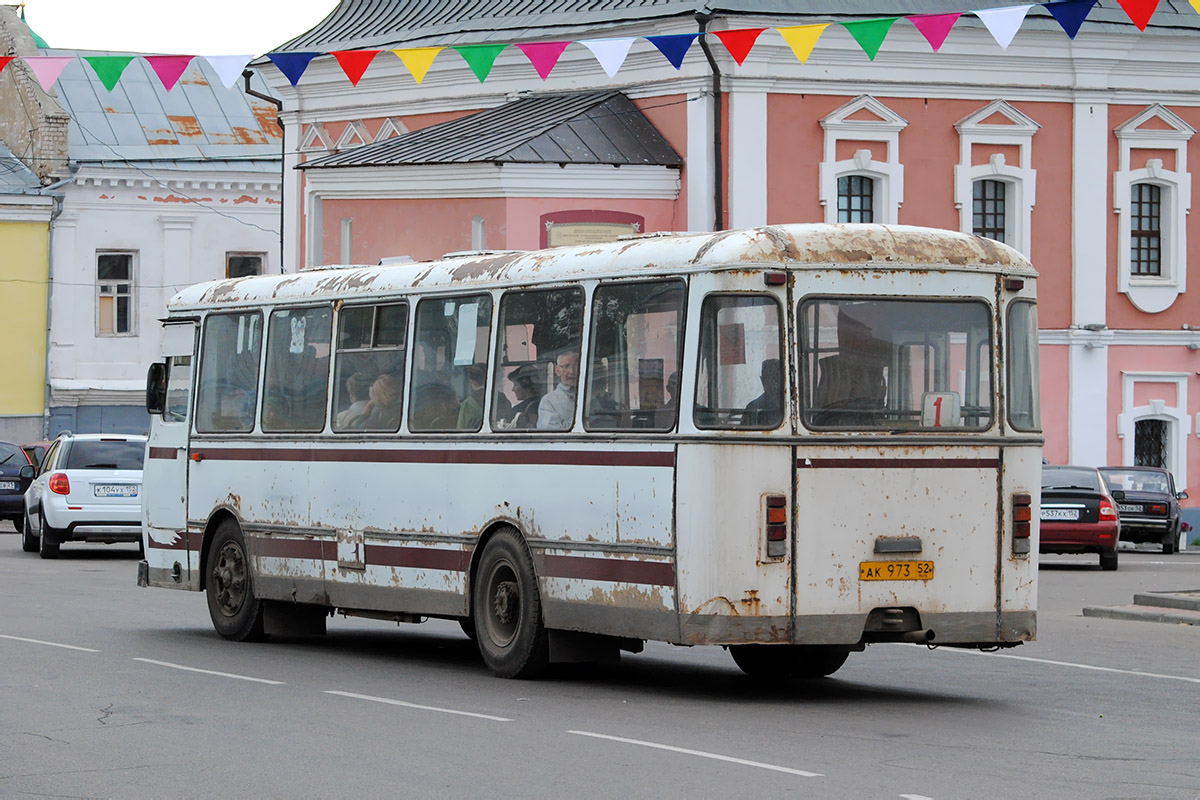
[144,321,197,584]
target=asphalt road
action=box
[1,520,1197,798]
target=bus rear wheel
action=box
[730,644,850,679]
[206,519,266,642]
[472,528,548,679]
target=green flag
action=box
[84,55,136,91]
[841,18,898,61]
[452,44,508,83]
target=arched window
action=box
[1129,183,1161,277]
[972,179,1007,243]
[837,176,875,223]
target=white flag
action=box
[202,55,255,89]
[974,5,1033,49]
[579,38,635,78]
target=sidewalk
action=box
[1083,589,1200,626]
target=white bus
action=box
[140,224,1042,679]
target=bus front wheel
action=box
[472,528,548,679]
[206,519,266,642]
[730,644,850,679]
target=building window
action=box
[1129,183,1161,276]
[837,176,874,223]
[97,252,134,335]
[973,179,1007,243]
[1134,419,1168,467]
[227,252,264,278]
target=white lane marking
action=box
[0,633,100,652]
[325,690,513,722]
[133,658,285,685]
[569,730,821,777]
[900,795,934,799]
[937,648,1200,685]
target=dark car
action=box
[21,441,52,469]
[1040,465,1121,571]
[1099,467,1188,554]
[0,441,34,526]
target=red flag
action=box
[332,50,381,86]
[1117,0,1160,30]
[712,28,766,66]
[0,56,13,75]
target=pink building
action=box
[263,2,1200,525]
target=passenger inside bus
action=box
[538,351,579,430]
[410,380,460,430]
[335,372,373,428]
[586,362,623,428]
[457,364,487,430]
[352,373,404,430]
[503,363,543,428]
[740,358,784,427]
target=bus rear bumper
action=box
[679,610,1036,646]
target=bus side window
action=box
[490,287,584,432]
[409,294,493,432]
[195,312,262,434]
[262,306,333,433]
[693,295,784,430]
[163,355,192,423]
[584,280,685,432]
[332,303,408,433]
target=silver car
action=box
[21,432,146,559]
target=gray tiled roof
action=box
[46,50,282,172]
[0,140,41,193]
[276,0,1200,52]
[302,90,682,169]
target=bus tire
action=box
[472,528,548,679]
[730,644,850,679]
[458,617,477,642]
[206,519,266,642]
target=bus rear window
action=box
[799,298,993,430]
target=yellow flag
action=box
[392,47,443,84]
[776,24,829,64]
[1191,0,1200,14]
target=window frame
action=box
[837,175,875,223]
[692,292,786,432]
[96,250,136,337]
[972,178,1009,244]
[260,304,334,434]
[226,252,266,279]
[408,293,494,434]
[1128,182,1162,277]
[194,310,264,435]
[331,301,409,434]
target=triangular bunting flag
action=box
[202,55,254,88]
[0,56,13,76]
[83,55,136,92]
[144,55,194,91]
[1117,0,1159,30]
[840,18,899,61]
[267,51,320,87]
[908,13,962,52]
[392,47,443,84]
[579,38,634,77]
[646,33,699,69]
[332,50,380,86]
[22,56,73,92]
[452,44,508,83]
[516,42,569,80]
[1043,0,1097,39]
[1191,0,1200,14]
[712,28,766,66]
[974,5,1033,49]
[776,24,829,63]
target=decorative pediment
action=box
[299,123,333,153]
[336,120,370,150]
[820,95,908,134]
[955,99,1040,136]
[1115,104,1195,143]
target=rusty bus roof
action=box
[167,224,1036,311]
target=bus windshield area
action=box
[799,298,994,430]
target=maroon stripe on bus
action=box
[365,544,471,572]
[254,537,330,560]
[148,447,178,460]
[541,554,675,586]
[146,535,188,550]
[797,458,1000,469]
[193,447,674,468]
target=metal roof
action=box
[0,141,42,193]
[168,223,1035,311]
[302,90,682,169]
[275,0,1200,52]
[46,50,282,172]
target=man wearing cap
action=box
[508,362,543,428]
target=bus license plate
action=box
[94,484,137,498]
[859,561,934,581]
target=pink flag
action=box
[908,13,962,52]
[517,42,569,80]
[22,56,73,92]
[145,55,195,91]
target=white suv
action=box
[20,432,146,559]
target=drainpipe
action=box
[35,176,73,439]
[696,12,724,231]
[243,69,286,272]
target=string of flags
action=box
[0,0,1190,93]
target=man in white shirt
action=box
[537,351,579,430]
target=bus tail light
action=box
[48,472,71,495]
[1012,492,1031,554]
[1099,498,1117,519]
[765,495,787,559]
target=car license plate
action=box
[859,561,934,581]
[1041,508,1079,521]
[0,480,16,491]
[94,484,138,498]
[1117,504,1142,513]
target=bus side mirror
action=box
[146,362,167,415]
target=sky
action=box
[21,0,342,56]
